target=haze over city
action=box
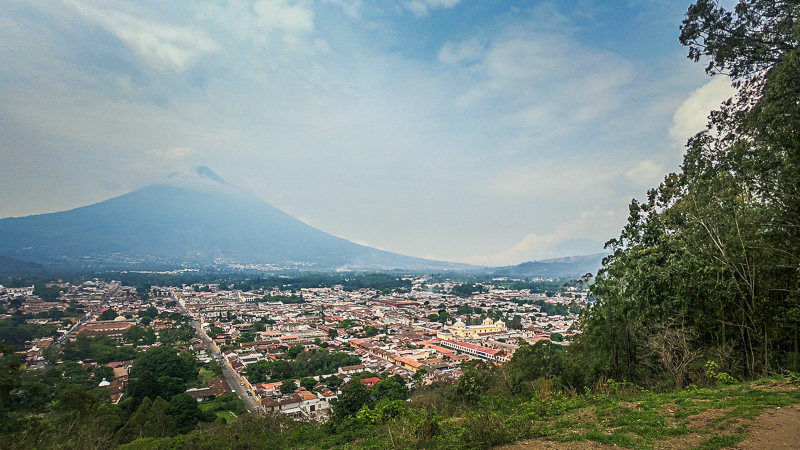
[0,0,735,266]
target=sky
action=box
[0,0,737,267]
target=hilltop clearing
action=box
[494,377,800,450]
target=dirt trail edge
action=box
[734,403,800,449]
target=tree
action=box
[286,345,305,359]
[300,376,317,390]
[374,377,408,402]
[0,344,23,413]
[167,393,205,434]
[115,397,175,443]
[328,328,338,339]
[93,365,114,383]
[455,363,484,404]
[132,346,196,382]
[124,325,147,345]
[280,379,296,395]
[98,309,118,321]
[42,345,60,365]
[581,0,800,384]
[332,379,372,418]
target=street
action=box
[183,300,262,414]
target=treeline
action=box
[260,294,305,304]
[577,0,800,387]
[0,344,219,449]
[246,349,360,383]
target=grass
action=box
[520,377,800,449]
[214,410,238,422]
[199,402,239,423]
[198,368,214,385]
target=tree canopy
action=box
[580,0,800,385]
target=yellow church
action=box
[438,317,506,340]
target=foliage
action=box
[61,334,139,363]
[332,379,373,418]
[260,294,305,304]
[0,317,58,350]
[246,349,359,383]
[579,0,800,387]
[99,309,119,321]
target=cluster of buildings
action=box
[3,276,588,421]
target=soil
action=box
[733,403,800,449]
[497,403,800,449]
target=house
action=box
[78,321,135,342]
[262,394,303,413]
[360,377,380,388]
[185,376,232,402]
[338,364,366,375]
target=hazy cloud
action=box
[459,207,626,266]
[406,0,462,17]
[0,1,732,266]
[625,159,666,188]
[68,1,219,71]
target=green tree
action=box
[99,309,118,321]
[124,325,148,345]
[300,376,317,390]
[580,0,800,384]
[280,379,296,395]
[0,344,23,413]
[456,362,485,404]
[167,393,205,434]
[374,377,408,402]
[93,364,114,382]
[332,379,372,418]
[286,345,305,359]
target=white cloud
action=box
[624,159,665,188]
[321,0,363,18]
[459,207,626,266]
[446,29,636,135]
[438,38,483,65]
[123,147,197,180]
[486,160,618,198]
[197,0,316,50]
[253,0,314,35]
[67,1,219,71]
[406,0,462,17]
[669,76,736,147]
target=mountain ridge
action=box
[0,169,470,272]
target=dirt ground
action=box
[733,403,800,449]
[497,404,800,449]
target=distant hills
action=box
[492,253,606,279]
[0,255,46,274]
[0,167,469,272]
[0,167,608,276]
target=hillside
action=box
[492,253,606,279]
[0,167,469,272]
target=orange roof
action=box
[297,391,317,401]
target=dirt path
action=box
[734,403,800,449]
[498,403,800,449]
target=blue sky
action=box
[0,0,736,266]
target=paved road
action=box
[182,299,262,414]
[57,282,120,345]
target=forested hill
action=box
[579,0,800,385]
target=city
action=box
[2,275,588,422]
